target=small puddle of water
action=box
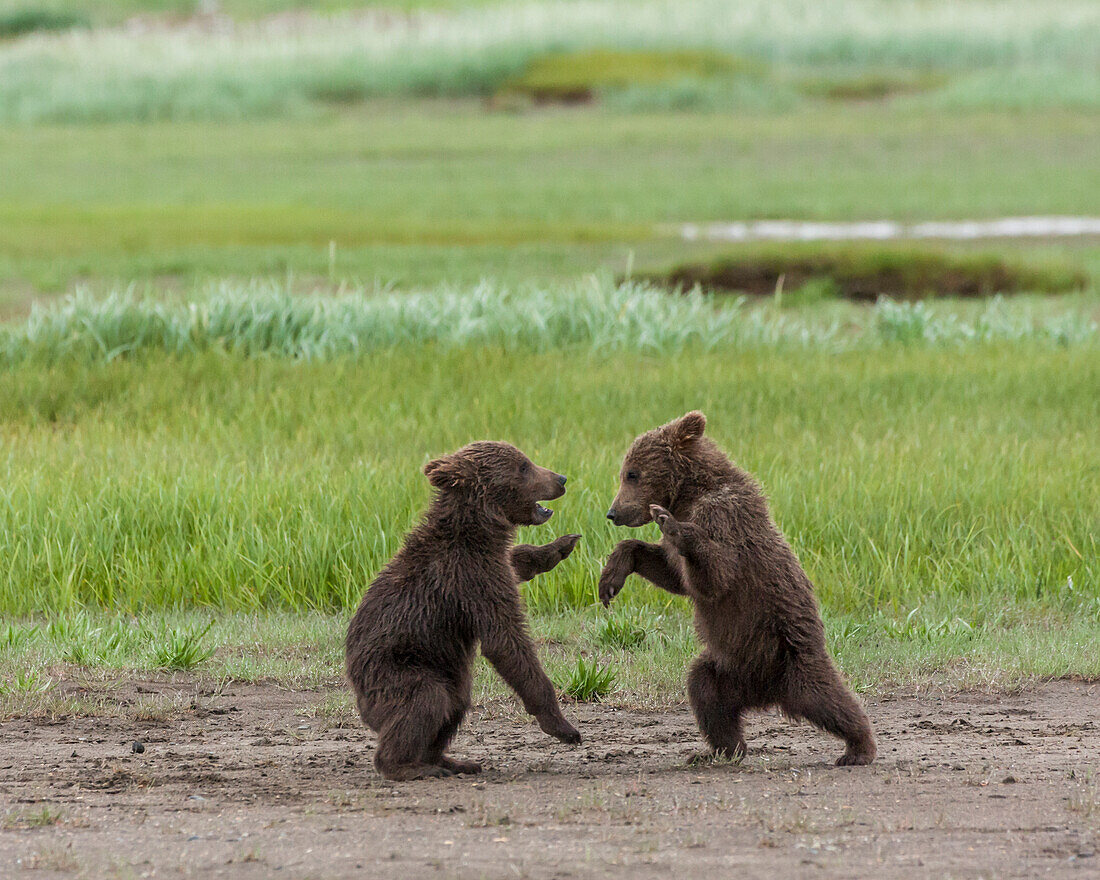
[681,216,1100,242]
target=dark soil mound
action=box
[647,246,1088,300]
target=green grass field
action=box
[1,0,1098,710]
[1,288,1097,705]
[3,105,1099,302]
[3,320,1096,617]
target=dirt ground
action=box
[1,678,1097,879]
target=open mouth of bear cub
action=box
[532,503,554,524]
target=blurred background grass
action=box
[1,0,1098,304]
[2,0,1097,121]
[1,108,1098,303]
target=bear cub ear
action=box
[423,455,473,489]
[670,410,706,446]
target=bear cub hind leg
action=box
[374,682,476,781]
[687,655,747,762]
[427,709,482,776]
[782,664,876,767]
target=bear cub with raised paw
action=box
[600,412,875,766]
[346,441,582,781]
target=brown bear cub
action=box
[346,441,582,781]
[600,412,875,766]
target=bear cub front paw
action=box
[552,533,582,561]
[649,505,683,543]
[538,712,582,745]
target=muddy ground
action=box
[1,679,1097,879]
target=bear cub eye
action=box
[520,461,530,475]
[625,470,639,482]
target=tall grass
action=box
[0,297,1095,618]
[1,281,1096,366]
[1,0,1097,120]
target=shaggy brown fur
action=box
[600,412,876,766]
[346,442,582,781]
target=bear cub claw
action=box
[438,757,483,775]
[553,534,582,559]
[597,563,627,607]
[649,505,683,544]
[649,504,671,524]
[539,713,582,744]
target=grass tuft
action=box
[563,656,617,701]
[0,667,51,695]
[595,612,652,650]
[1,805,64,829]
[151,621,216,670]
[2,622,39,649]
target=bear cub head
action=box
[606,411,708,527]
[424,441,567,526]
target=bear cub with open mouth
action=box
[600,412,875,766]
[347,441,582,781]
